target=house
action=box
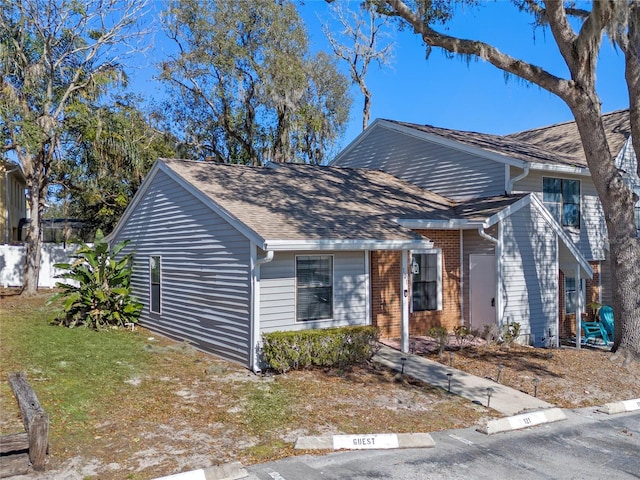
[1,159,27,244]
[110,158,590,371]
[332,109,638,341]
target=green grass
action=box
[1,293,154,440]
[242,382,299,436]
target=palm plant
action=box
[51,230,142,329]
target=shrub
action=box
[453,325,471,349]
[427,326,449,359]
[50,230,142,330]
[502,321,521,347]
[261,326,379,374]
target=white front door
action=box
[469,254,496,330]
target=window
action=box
[150,256,161,314]
[543,177,581,228]
[635,199,640,238]
[411,253,440,311]
[296,255,333,321]
[564,276,585,314]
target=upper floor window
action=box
[296,255,333,321]
[635,201,640,238]
[543,177,580,228]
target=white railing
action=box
[0,244,81,288]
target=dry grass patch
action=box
[417,341,640,408]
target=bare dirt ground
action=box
[384,335,640,408]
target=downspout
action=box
[508,164,530,193]
[477,226,502,329]
[251,248,274,374]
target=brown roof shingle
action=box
[161,159,524,242]
[505,109,630,166]
[388,109,630,168]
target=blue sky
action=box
[133,0,629,153]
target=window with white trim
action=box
[564,276,585,314]
[150,256,161,314]
[543,177,581,228]
[296,255,333,321]
[635,198,640,238]
[411,252,441,312]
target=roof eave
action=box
[262,238,435,251]
[528,162,591,176]
[395,219,485,230]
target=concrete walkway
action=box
[374,346,553,416]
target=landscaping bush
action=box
[261,326,379,373]
[50,230,143,329]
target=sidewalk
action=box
[373,346,553,416]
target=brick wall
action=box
[370,230,462,339]
[370,250,403,338]
[411,230,461,335]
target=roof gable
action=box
[334,111,630,173]
[505,109,630,166]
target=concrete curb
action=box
[295,432,435,450]
[153,462,248,480]
[597,398,640,415]
[477,408,566,435]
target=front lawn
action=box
[1,291,490,479]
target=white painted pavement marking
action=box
[622,399,640,411]
[333,433,399,450]
[267,471,287,480]
[507,411,548,430]
[449,433,474,445]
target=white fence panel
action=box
[0,244,82,288]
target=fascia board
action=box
[263,238,434,251]
[106,160,164,243]
[528,162,590,176]
[395,219,485,230]
[381,121,527,169]
[483,195,533,228]
[529,195,593,278]
[329,119,384,166]
[159,161,266,248]
[481,193,592,278]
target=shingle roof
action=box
[160,159,524,242]
[388,109,630,168]
[389,121,580,167]
[504,109,630,166]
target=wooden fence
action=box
[0,373,49,478]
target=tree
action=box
[376,0,640,364]
[160,0,352,165]
[55,95,176,235]
[321,1,394,130]
[0,0,149,295]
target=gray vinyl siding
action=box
[259,251,368,332]
[501,202,558,346]
[113,170,252,366]
[511,168,607,261]
[462,227,497,326]
[334,125,507,201]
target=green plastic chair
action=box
[581,319,610,345]
[598,305,615,341]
